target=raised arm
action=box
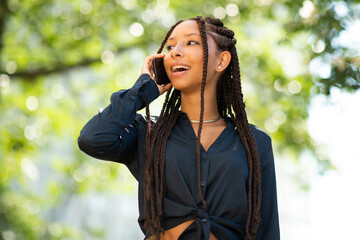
[77,73,159,163]
[77,53,172,164]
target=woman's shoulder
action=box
[249,124,272,148]
[225,117,271,146]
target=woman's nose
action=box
[170,45,183,58]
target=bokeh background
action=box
[1,0,359,239]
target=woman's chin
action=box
[171,84,201,94]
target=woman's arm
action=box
[77,53,171,164]
[77,73,159,164]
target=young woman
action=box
[78,16,279,240]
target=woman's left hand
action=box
[141,53,172,95]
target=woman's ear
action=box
[216,51,231,72]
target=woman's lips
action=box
[171,69,190,77]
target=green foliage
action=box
[0,0,358,239]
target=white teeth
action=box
[172,65,190,71]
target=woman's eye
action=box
[166,41,198,51]
[188,40,198,45]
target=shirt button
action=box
[142,79,148,83]
[200,181,205,187]
[201,218,207,223]
[202,154,208,161]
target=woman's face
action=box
[163,20,221,93]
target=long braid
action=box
[144,88,181,238]
[204,17,262,239]
[230,46,262,237]
[152,90,181,230]
[190,16,209,211]
[144,20,183,239]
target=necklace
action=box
[189,116,222,124]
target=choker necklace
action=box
[190,116,222,124]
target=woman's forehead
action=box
[168,20,200,41]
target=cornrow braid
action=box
[204,16,224,27]
[215,26,234,38]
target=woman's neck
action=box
[180,89,221,122]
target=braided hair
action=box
[144,16,262,240]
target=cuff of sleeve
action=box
[109,74,160,127]
[137,73,160,104]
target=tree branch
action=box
[1,40,148,80]
[4,57,99,79]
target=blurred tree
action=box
[0,0,359,239]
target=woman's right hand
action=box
[141,53,172,95]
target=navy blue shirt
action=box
[78,74,280,239]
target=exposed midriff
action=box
[147,218,219,240]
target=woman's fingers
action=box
[141,53,166,76]
[141,53,171,95]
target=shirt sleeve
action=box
[77,73,159,164]
[257,139,280,240]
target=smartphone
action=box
[152,57,170,85]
